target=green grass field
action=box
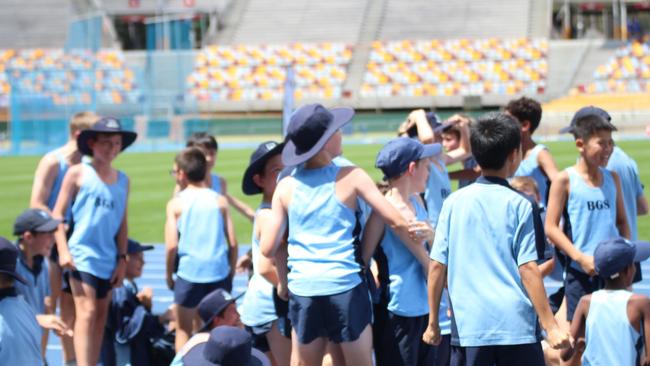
[1,139,648,243]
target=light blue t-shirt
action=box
[430,176,541,347]
[177,188,230,283]
[287,163,362,297]
[381,195,429,317]
[0,289,43,365]
[240,203,278,327]
[514,144,550,207]
[15,252,50,315]
[210,173,222,195]
[583,290,640,366]
[424,157,452,228]
[607,146,644,240]
[566,167,619,271]
[68,163,128,279]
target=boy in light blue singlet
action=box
[165,147,236,352]
[260,103,429,366]
[561,237,650,365]
[424,112,571,365]
[362,137,442,366]
[29,111,97,364]
[506,97,559,207]
[545,113,630,323]
[239,140,292,366]
[53,116,136,366]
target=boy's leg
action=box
[175,305,196,351]
[324,341,345,366]
[60,291,76,362]
[266,321,291,366]
[91,290,112,364]
[173,276,210,351]
[291,330,327,366]
[338,325,373,366]
[69,273,109,366]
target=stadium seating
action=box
[186,42,352,102]
[0,49,142,105]
[360,38,548,98]
[572,41,650,94]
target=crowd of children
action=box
[0,97,648,366]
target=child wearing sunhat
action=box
[260,103,431,366]
[239,141,292,366]
[181,326,270,366]
[362,137,440,365]
[53,116,137,366]
[561,237,650,365]
[0,236,45,365]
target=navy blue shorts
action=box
[273,290,292,338]
[173,276,232,308]
[70,270,112,299]
[246,323,272,353]
[450,342,544,366]
[288,281,371,344]
[374,312,435,366]
[564,267,603,321]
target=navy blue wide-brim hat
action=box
[181,326,268,366]
[242,141,285,195]
[282,103,354,166]
[0,237,27,284]
[77,117,138,156]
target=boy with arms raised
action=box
[261,104,428,366]
[53,117,136,366]
[239,141,292,366]
[545,113,630,323]
[423,112,571,364]
[165,147,237,351]
[560,237,650,365]
[362,137,440,365]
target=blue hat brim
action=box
[181,342,265,366]
[282,107,354,166]
[77,129,138,156]
[432,121,455,133]
[634,241,650,262]
[558,125,573,134]
[242,142,285,195]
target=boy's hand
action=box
[36,314,73,337]
[137,287,153,310]
[58,252,76,270]
[166,273,175,291]
[408,221,434,243]
[110,259,126,287]
[545,326,572,350]
[577,254,596,276]
[422,324,441,345]
[236,253,252,273]
[277,282,289,301]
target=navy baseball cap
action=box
[127,239,154,254]
[282,104,354,166]
[560,106,612,134]
[0,237,27,284]
[376,137,441,180]
[405,112,442,138]
[77,116,138,156]
[13,208,60,235]
[242,141,285,195]
[198,289,243,332]
[181,326,268,366]
[594,237,650,279]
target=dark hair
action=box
[175,147,207,183]
[187,132,218,151]
[441,125,461,139]
[571,115,617,140]
[471,112,521,170]
[505,97,542,132]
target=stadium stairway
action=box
[44,243,650,366]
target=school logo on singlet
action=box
[587,200,610,211]
[94,195,115,209]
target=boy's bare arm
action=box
[52,165,81,269]
[537,258,555,278]
[444,116,472,165]
[560,295,589,361]
[220,177,255,222]
[111,179,129,287]
[519,261,572,350]
[273,238,290,301]
[545,171,594,274]
[422,260,446,346]
[360,212,384,265]
[260,179,289,258]
[30,154,58,212]
[164,198,181,290]
[537,148,560,181]
[612,172,631,239]
[636,296,650,366]
[353,168,429,272]
[409,109,435,143]
[219,195,238,277]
